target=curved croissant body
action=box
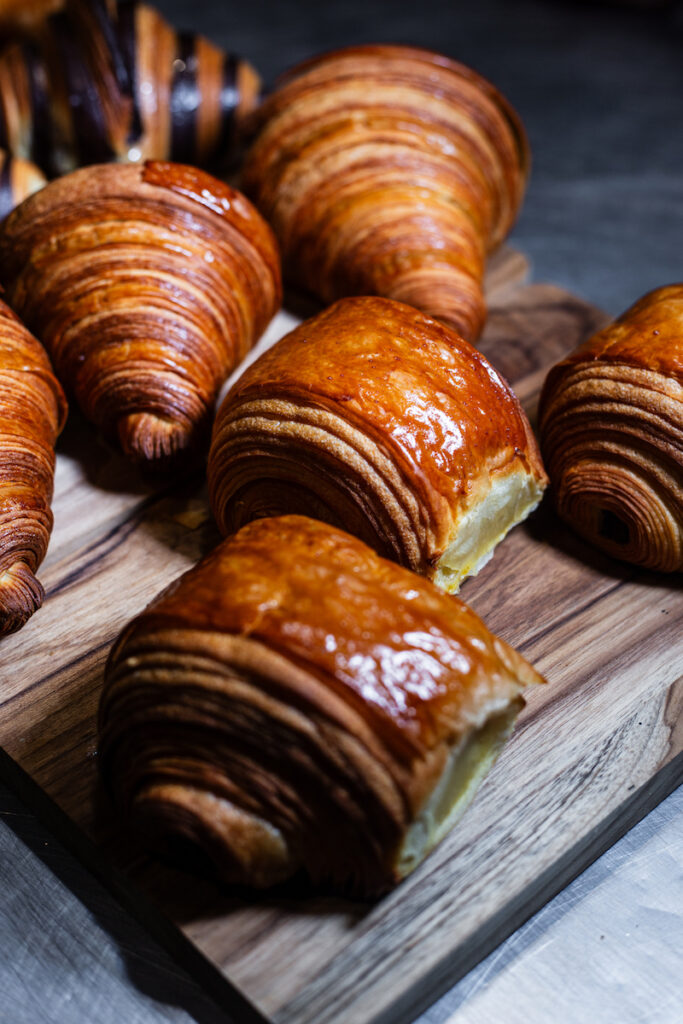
[0,161,281,464]
[0,147,45,219]
[0,299,66,635]
[539,285,683,572]
[0,0,261,178]
[99,515,544,894]
[242,45,528,341]
[209,296,547,591]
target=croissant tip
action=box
[117,412,195,466]
[0,561,44,636]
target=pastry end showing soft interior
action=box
[396,698,524,880]
[434,469,546,592]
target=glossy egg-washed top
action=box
[0,161,281,462]
[221,296,545,529]
[120,515,544,758]
[543,284,683,388]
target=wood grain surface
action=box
[0,247,680,1024]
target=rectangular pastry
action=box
[209,295,547,592]
[99,515,545,896]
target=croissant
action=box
[209,296,547,591]
[0,0,261,177]
[0,298,66,635]
[0,161,281,465]
[98,514,545,895]
[0,147,45,219]
[242,44,528,342]
[539,285,683,572]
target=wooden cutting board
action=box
[0,248,680,1024]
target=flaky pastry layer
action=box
[209,296,547,592]
[0,298,66,635]
[242,44,528,341]
[0,161,281,465]
[99,515,545,895]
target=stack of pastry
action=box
[0,40,575,895]
[95,262,550,895]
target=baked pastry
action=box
[539,284,683,572]
[98,514,545,895]
[0,298,66,635]
[0,161,281,465]
[0,0,261,177]
[242,44,528,341]
[0,0,62,38]
[0,147,45,219]
[209,296,547,592]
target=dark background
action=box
[1,2,682,1023]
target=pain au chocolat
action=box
[99,515,545,895]
[242,44,528,342]
[0,0,261,178]
[539,285,683,572]
[0,299,66,635]
[0,161,281,465]
[209,296,547,592]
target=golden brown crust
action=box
[0,297,66,635]
[539,285,683,571]
[209,295,546,584]
[99,515,544,894]
[0,160,281,465]
[0,0,261,177]
[242,44,528,341]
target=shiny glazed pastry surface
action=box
[0,298,66,634]
[0,0,261,178]
[0,160,281,464]
[99,515,544,895]
[539,284,683,571]
[242,44,528,341]
[209,296,547,591]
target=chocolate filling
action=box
[115,0,143,144]
[170,32,200,161]
[23,43,53,175]
[90,0,134,97]
[51,13,116,166]
[215,54,238,159]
